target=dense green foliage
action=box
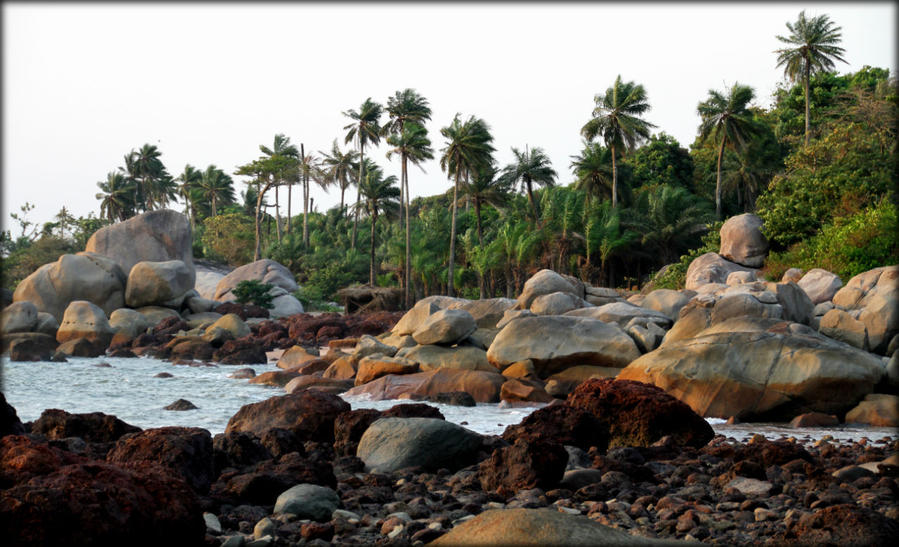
[232,280,275,309]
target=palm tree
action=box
[197,165,235,217]
[697,83,759,219]
[355,165,400,286]
[570,141,614,206]
[259,134,300,241]
[632,185,714,265]
[132,144,174,210]
[298,148,325,248]
[583,200,637,286]
[581,75,656,208]
[460,164,509,246]
[96,172,136,222]
[176,164,202,227]
[343,98,383,250]
[499,145,557,223]
[382,89,432,137]
[440,114,495,297]
[775,11,847,145]
[320,139,359,216]
[386,121,434,307]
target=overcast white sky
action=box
[3,2,895,231]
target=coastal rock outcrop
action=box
[828,265,898,354]
[225,391,350,442]
[125,260,195,308]
[684,252,758,291]
[517,269,580,309]
[1,301,38,334]
[214,258,298,301]
[106,426,214,494]
[55,300,116,347]
[342,368,505,403]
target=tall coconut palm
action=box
[197,165,235,218]
[382,89,432,137]
[298,148,325,248]
[343,98,383,250]
[355,165,400,286]
[581,75,656,208]
[386,121,434,307]
[440,114,495,297]
[320,139,359,216]
[96,171,136,222]
[498,145,557,224]
[697,83,759,219]
[176,164,202,226]
[632,185,714,265]
[132,144,174,210]
[460,164,509,246]
[259,134,299,241]
[570,141,614,206]
[775,11,847,145]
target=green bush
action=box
[232,280,274,309]
[650,221,722,290]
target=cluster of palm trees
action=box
[96,144,177,221]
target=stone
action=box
[13,252,127,322]
[453,298,519,329]
[770,281,814,325]
[566,378,714,449]
[274,483,340,521]
[342,368,505,403]
[31,409,141,442]
[495,309,534,330]
[844,394,899,427]
[33,312,59,336]
[430,508,677,545]
[125,260,194,308]
[719,213,768,268]
[502,360,537,379]
[547,365,621,383]
[164,399,198,411]
[789,412,839,428]
[55,300,115,347]
[517,269,578,309]
[203,313,249,340]
[356,417,482,473]
[225,391,350,442]
[56,337,107,357]
[1,393,25,437]
[565,301,671,328]
[277,345,321,370]
[627,321,666,353]
[185,293,218,314]
[477,438,568,497]
[726,271,757,285]
[782,268,804,284]
[402,344,493,372]
[214,259,298,302]
[355,354,419,385]
[641,289,694,322]
[85,209,194,278]
[353,334,397,359]
[322,356,357,380]
[411,308,477,345]
[1,301,38,334]
[709,293,781,324]
[487,315,640,375]
[619,316,885,420]
[778,504,899,546]
[465,327,499,350]
[530,292,587,315]
[5,332,57,361]
[284,376,353,395]
[685,252,757,291]
[392,299,440,335]
[500,378,554,403]
[798,268,843,304]
[135,305,181,326]
[819,309,868,350]
[108,308,153,338]
[107,426,214,494]
[726,477,773,497]
[269,294,304,318]
[831,265,899,354]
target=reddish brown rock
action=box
[501,404,608,452]
[212,431,272,473]
[284,376,354,395]
[107,426,214,494]
[342,368,506,403]
[567,378,714,449]
[500,378,554,403]
[778,504,899,546]
[322,355,358,380]
[477,438,568,497]
[0,394,25,438]
[249,369,300,387]
[31,409,141,443]
[334,409,383,457]
[213,337,267,365]
[214,301,269,319]
[225,391,350,442]
[789,412,840,428]
[211,451,335,505]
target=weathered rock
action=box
[355,354,419,385]
[782,268,804,284]
[565,301,671,328]
[214,259,298,302]
[225,391,350,442]
[55,300,115,348]
[719,213,768,268]
[269,294,304,318]
[402,344,493,372]
[411,308,477,345]
[844,394,899,427]
[1,301,38,334]
[31,409,140,443]
[343,368,505,403]
[685,252,757,291]
[641,289,694,322]
[125,260,195,309]
[453,298,519,329]
[206,313,250,340]
[619,317,885,420]
[500,378,554,403]
[13,252,127,322]
[567,378,714,449]
[487,315,640,375]
[56,337,108,357]
[518,269,578,309]
[5,332,57,361]
[501,359,537,379]
[502,404,608,451]
[770,281,814,325]
[627,321,667,354]
[477,438,568,497]
[798,268,843,304]
[356,417,482,473]
[392,299,440,335]
[789,412,839,428]
[284,376,353,395]
[496,309,534,330]
[164,399,198,411]
[819,308,869,350]
[353,334,397,359]
[108,308,153,338]
[33,312,59,336]
[777,504,899,546]
[1,393,26,437]
[831,265,899,354]
[333,409,382,457]
[530,292,587,315]
[85,209,194,278]
[274,483,340,521]
[726,270,757,285]
[107,426,214,493]
[248,369,299,387]
[431,507,677,545]
[322,356,357,380]
[276,345,321,370]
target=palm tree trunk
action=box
[274,184,282,243]
[370,207,377,286]
[804,62,810,146]
[448,163,461,297]
[526,181,539,224]
[340,185,346,216]
[403,155,412,309]
[611,145,618,208]
[352,143,364,251]
[287,181,292,236]
[254,180,271,261]
[211,195,217,218]
[715,137,726,220]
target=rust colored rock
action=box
[1,394,25,437]
[342,368,506,403]
[383,402,445,420]
[167,337,215,361]
[31,409,141,443]
[322,355,358,380]
[333,408,383,457]
[225,390,350,443]
[778,504,899,546]
[151,315,189,336]
[567,378,714,449]
[214,301,270,319]
[502,404,608,452]
[355,355,419,385]
[789,412,840,428]
[212,431,272,474]
[500,378,554,403]
[477,438,568,497]
[213,337,267,365]
[296,358,331,375]
[284,376,353,395]
[1,435,84,484]
[249,369,300,387]
[56,337,108,358]
[211,451,335,505]
[107,426,214,494]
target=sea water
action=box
[2,356,895,443]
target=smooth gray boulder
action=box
[530,292,588,315]
[269,294,304,318]
[685,252,757,291]
[641,289,694,322]
[2,301,38,334]
[56,301,115,346]
[412,308,477,345]
[273,484,340,521]
[517,269,578,309]
[109,308,154,338]
[214,259,298,302]
[34,312,59,336]
[719,213,769,268]
[392,299,441,335]
[125,260,195,308]
[356,417,482,473]
[798,268,842,305]
[565,301,671,329]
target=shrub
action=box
[650,221,722,290]
[232,280,274,309]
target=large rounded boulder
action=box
[517,269,579,309]
[685,252,758,291]
[56,300,115,347]
[213,259,298,302]
[125,260,195,308]
[85,209,194,278]
[719,213,769,268]
[1,301,38,334]
[342,368,505,403]
[829,265,898,354]
[225,391,350,442]
[13,252,126,322]
[356,417,482,473]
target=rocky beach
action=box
[2,209,898,545]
